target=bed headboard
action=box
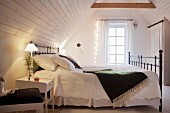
[33,44,59,55]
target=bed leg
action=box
[159,106,162,112]
[159,99,162,112]
[159,50,163,112]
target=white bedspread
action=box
[34,65,161,107]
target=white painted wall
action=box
[65,10,149,66]
[131,17,149,56]
[0,38,28,90]
[0,37,58,90]
[65,17,97,66]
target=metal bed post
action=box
[155,56,157,73]
[159,50,163,112]
[140,55,143,68]
[50,46,51,54]
[57,47,60,53]
[147,63,149,70]
[47,46,49,54]
[138,55,140,67]
[128,52,131,65]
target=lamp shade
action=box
[25,43,38,52]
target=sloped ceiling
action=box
[96,0,150,2]
[0,0,170,47]
[94,0,170,25]
[139,0,170,25]
[0,0,95,46]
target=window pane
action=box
[109,55,115,64]
[116,46,124,54]
[109,46,115,54]
[117,28,125,36]
[116,55,124,63]
[117,37,124,45]
[109,37,115,45]
[109,28,115,36]
[106,23,127,65]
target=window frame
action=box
[106,22,127,65]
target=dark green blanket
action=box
[84,69,148,104]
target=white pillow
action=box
[33,55,57,71]
[52,55,75,70]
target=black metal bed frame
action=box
[128,50,163,112]
[33,44,163,111]
[33,44,59,55]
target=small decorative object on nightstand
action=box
[16,77,54,113]
[34,77,40,82]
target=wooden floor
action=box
[7,86,170,113]
[162,86,170,113]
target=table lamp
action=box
[25,41,38,80]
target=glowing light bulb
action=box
[94,20,100,64]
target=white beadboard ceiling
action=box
[0,0,170,46]
[0,0,95,46]
[138,0,170,24]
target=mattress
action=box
[33,65,161,107]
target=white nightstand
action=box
[16,76,54,113]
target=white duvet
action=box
[34,65,161,107]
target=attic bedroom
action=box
[0,0,170,113]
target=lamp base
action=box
[27,69,31,81]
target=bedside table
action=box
[16,76,54,113]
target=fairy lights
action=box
[94,21,99,64]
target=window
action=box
[106,22,127,65]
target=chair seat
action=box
[0,88,43,106]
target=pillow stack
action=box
[59,55,82,69]
[51,55,75,70]
[33,54,81,71]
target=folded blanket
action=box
[84,69,150,107]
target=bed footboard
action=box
[128,50,163,112]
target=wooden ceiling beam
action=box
[91,2,156,8]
